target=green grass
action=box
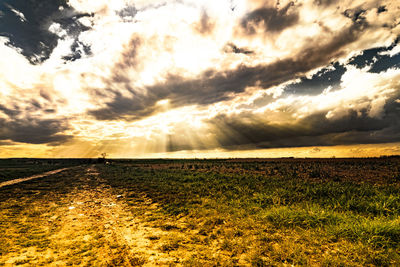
[0,158,399,265]
[0,159,85,183]
[96,159,400,265]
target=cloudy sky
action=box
[0,0,400,158]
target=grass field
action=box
[0,159,88,183]
[0,158,399,266]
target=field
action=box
[0,157,399,266]
[0,159,88,183]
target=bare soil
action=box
[0,166,213,266]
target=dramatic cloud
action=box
[0,0,400,157]
[0,0,92,64]
[201,66,400,150]
[240,2,299,35]
[88,13,387,121]
[0,118,71,144]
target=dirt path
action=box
[1,166,188,266]
[0,167,71,188]
[47,166,178,266]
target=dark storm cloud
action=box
[0,104,21,117]
[0,118,72,144]
[163,94,400,152]
[240,2,299,34]
[89,91,160,121]
[0,94,71,145]
[203,96,400,150]
[89,17,369,121]
[0,0,91,64]
[0,97,60,116]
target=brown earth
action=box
[0,166,230,266]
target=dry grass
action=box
[0,158,399,266]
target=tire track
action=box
[0,167,71,188]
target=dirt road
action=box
[0,166,191,266]
[0,168,71,188]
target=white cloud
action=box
[259,66,400,121]
[9,6,26,22]
[379,44,400,57]
[1,0,400,154]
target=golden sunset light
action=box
[2,1,400,265]
[0,0,400,158]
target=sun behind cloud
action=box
[0,0,400,158]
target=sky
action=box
[0,0,400,158]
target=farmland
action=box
[0,159,88,183]
[0,157,399,266]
